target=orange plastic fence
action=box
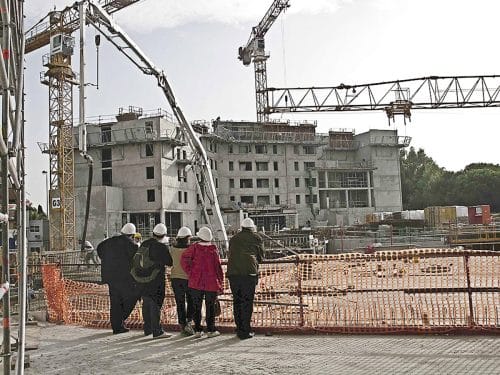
[41,249,500,334]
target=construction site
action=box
[0,0,498,373]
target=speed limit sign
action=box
[51,197,61,209]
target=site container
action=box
[468,205,492,225]
[365,213,377,224]
[424,206,468,227]
[402,210,424,220]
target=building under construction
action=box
[72,109,410,246]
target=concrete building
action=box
[74,108,410,245]
[74,107,199,246]
[202,120,410,232]
[27,219,49,254]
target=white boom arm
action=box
[83,1,228,249]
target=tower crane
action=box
[238,0,290,122]
[264,75,500,122]
[25,0,141,251]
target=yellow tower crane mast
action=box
[25,0,141,251]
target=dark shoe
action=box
[144,331,152,336]
[153,331,171,339]
[237,332,255,340]
[113,327,130,335]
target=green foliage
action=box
[400,148,500,211]
[28,204,47,220]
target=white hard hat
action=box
[196,227,213,242]
[177,226,192,238]
[84,240,93,250]
[153,223,168,236]
[121,223,136,235]
[241,217,256,229]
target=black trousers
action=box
[140,281,165,336]
[171,278,194,326]
[229,275,257,336]
[189,288,217,332]
[108,282,139,333]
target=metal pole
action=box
[16,84,27,375]
[15,170,26,375]
[42,171,48,220]
[464,255,475,327]
[78,1,87,154]
[1,1,11,371]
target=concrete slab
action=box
[24,324,500,375]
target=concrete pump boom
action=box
[83,1,228,250]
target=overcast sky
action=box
[25,0,500,210]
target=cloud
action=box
[26,0,351,33]
[117,0,352,32]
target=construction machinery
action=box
[80,1,228,248]
[239,4,500,123]
[264,75,500,123]
[27,1,228,248]
[238,0,290,122]
[25,0,141,251]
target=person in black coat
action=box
[137,223,173,338]
[97,223,139,334]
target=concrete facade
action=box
[202,120,409,231]
[74,109,197,246]
[73,109,409,245]
[27,219,49,254]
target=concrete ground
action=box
[17,323,499,375]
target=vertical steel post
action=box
[16,87,27,375]
[78,1,86,154]
[464,255,475,327]
[1,1,11,371]
[296,256,304,327]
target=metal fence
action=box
[39,248,499,334]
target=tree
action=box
[400,147,444,209]
[453,166,500,211]
[27,203,47,220]
[400,149,500,212]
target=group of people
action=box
[96,217,264,340]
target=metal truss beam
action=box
[265,75,500,120]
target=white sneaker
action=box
[193,331,204,338]
[207,331,220,338]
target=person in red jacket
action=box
[181,227,223,338]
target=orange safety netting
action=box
[41,249,500,334]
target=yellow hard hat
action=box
[134,232,142,239]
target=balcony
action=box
[369,135,411,147]
[325,140,360,151]
[207,126,327,145]
[315,160,376,170]
[73,127,184,148]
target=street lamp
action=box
[42,171,49,220]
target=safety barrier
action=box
[40,248,499,334]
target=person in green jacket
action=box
[169,226,195,336]
[226,218,264,339]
